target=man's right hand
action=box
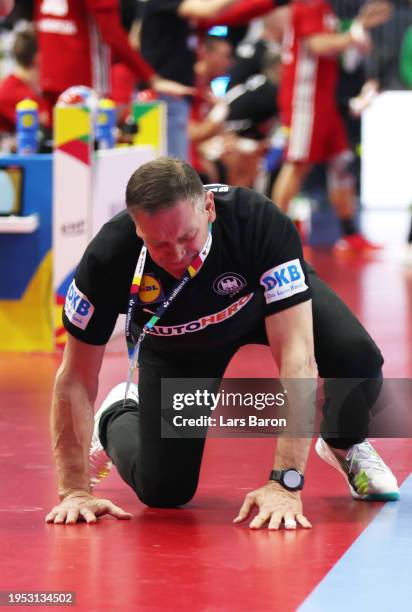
[356,1,393,30]
[45,491,132,525]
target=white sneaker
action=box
[89,382,139,488]
[315,438,400,501]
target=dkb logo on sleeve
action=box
[64,280,95,330]
[260,259,308,304]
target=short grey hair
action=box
[126,157,204,215]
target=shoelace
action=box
[346,441,387,473]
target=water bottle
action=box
[96,98,116,149]
[16,99,39,154]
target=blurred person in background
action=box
[4,0,194,110]
[0,27,50,144]
[227,5,289,89]
[34,0,196,105]
[272,0,393,252]
[190,8,288,184]
[190,44,283,187]
[189,34,234,182]
[138,0,292,159]
[110,0,142,109]
[137,0,243,160]
[0,0,30,79]
[224,7,288,191]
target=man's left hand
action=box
[234,482,312,530]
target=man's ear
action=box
[204,190,216,223]
[128,209,143,238]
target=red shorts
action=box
[284,105,350,164]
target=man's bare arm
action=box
[188,118,223,144]
[306,31,360,57]
[51,335,105,498]
[234,300,317,530]
[306,0,392,57]
[178,0,238,20]
[266,300,317,475]
[46,335,132,524]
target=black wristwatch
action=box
[269,469,304,491]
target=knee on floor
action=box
[135,482,197,508]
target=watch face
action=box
[283,469,302,489]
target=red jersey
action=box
[0,74,51,131]
[279,0,340,125]
[111,63,134,107]
[189,82,213,172]
[34,0,154,96]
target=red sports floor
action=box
[1,249,411,611]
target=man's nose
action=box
[167,244,186,262]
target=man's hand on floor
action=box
[45,490,132,525]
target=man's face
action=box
[130,191,216,279]
[205,41,233,79]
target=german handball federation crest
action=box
[213,273,247,296]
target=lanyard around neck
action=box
[124,224,213,394]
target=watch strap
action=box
[268,468,304,491]
[269,469,283,482]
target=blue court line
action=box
[299,474,412,611]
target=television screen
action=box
[0,165,24,216]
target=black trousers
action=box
[99,267,383,508]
